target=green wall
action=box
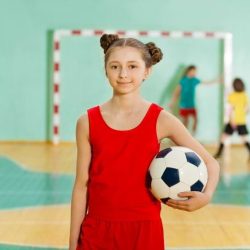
[1,0,250,143]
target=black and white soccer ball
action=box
[148,146,208,203]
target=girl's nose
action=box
[119,68,128,78]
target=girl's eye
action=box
[129,65,137,69]
[111,65,118,69]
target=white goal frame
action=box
[52,29,233,144]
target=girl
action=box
[169,65,200,133]
[169,65,218,133]
[214,78,250,158]
[69,34,220,250]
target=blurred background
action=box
[0,0,250,249]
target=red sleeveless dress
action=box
[77,103,164,250]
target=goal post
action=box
[52,29,233,144]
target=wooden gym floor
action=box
[0,142,249,250]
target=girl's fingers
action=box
[178,191,195,198]
[166,201,189,211]
[166,199,189,208]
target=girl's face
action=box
[105,47,151,95]
[187,69,196,78]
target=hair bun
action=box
[100,34,119,53]
[145,42,163,65]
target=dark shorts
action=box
[224,123,248,135]
[179,108,197,118]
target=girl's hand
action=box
[165,191,211,212]
[218,74,224,83]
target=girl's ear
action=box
[144,67,152,80]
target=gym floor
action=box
[0,142,249,250]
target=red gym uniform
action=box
[77,103,165,250]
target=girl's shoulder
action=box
[229,91,247,97]
[157,109,176,125]
[77,112,88,121]
[79,104,105,130]
[76,113,89,135]
[157,109,180,139]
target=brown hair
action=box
[100,34,163,68]
[233,78,245,92]
[184,65,196,77]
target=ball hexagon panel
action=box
[171,146,192,153]
[149,158,167,179]
[169,182,190,200]
[179,163,200,186]
[165,150,187,169]
[151,179,170,199]
[199,162,208,185]
[161,167,179,187]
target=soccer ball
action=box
[148,146,208,203]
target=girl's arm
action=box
[201,75,222,85]
[157,110,220,211]
[168,85,181,109]
[69,114,91,250]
